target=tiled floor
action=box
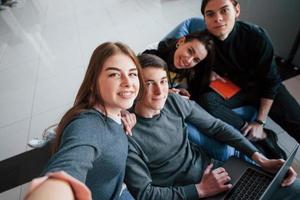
[0,0,299,199]
[0,0,202,199]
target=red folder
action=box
[209,78,240,100]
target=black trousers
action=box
[198,84,300,143]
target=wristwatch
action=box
[255,119,266,126]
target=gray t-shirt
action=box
[43,109,128,200]
[125,93,258,200]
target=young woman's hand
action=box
[25,171,91,200]
[121,110,136,136]
[252,152,297,187]
[169,88,191,99]
[195,164,232,198]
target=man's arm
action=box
[182,96,258,157]
[125,141,232,200]
[241,27,280,140]
[242,98,273,140]
[256,98,273,124]
[253,26,281,100]
[124,141,199,200]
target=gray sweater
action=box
[43,109,128,200]
[125,93,258,200]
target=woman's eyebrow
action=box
[105,67,121,71]
[105,67,137,71]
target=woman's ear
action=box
[176,37,186,47]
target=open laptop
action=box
[207,144,299,200]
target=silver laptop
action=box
[207,144,299,200]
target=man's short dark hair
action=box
[138,54,168,71]
[201,0,238,15]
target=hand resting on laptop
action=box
[252,152,297,187]
[196,152,298,198]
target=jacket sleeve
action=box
[124,140,199,200]
[253,27,281,99]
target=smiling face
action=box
[203,0,240,40]
[173,38,208,69]
[98,53,140,117]
[138,67,169,117]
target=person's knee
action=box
[187,123,234,161]
[213,146,235,161]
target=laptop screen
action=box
[260,144,299,200]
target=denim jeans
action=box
[119,188,134,200]
[187,123,253,163]
[199,84,300,143]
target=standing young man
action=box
[124,54,299,200]
[198,0,300,143]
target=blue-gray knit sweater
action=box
[125,93,258,200]
[43,109,128,200]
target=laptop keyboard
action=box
[225,168,272,200]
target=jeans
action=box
[119,188,134,200]
[199,84,300,143]
[187,123,253,163]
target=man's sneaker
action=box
[43,125,57,142]
[254,128,287,160]
[28,138,48,148]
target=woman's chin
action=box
[175,65,185,69]
[174,62,181,69]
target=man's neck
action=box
[218,33,229,41]
[134,102,160,118]
[216,21,237,41]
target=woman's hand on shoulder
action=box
[169,88,190,99]
[121,110,136,136]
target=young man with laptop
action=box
[124,54,300,200]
